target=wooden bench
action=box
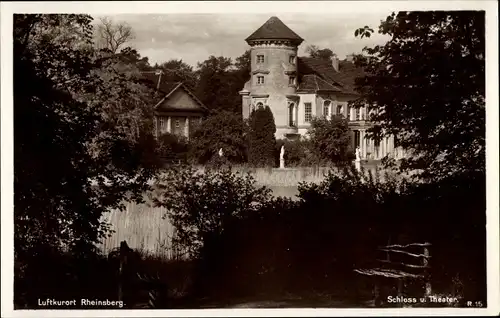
[354,242,432,306]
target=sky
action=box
[93,13,392,68]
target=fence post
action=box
[397,278,404,297]
[118,240,130,302]
[423,246,432,297]
[374,278,381,306]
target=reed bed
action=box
[99,163,387,256]
[98,199,177,258]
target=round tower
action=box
[242,16,304,138]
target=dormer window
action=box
[289,55,296,64]
[257,55,265,64]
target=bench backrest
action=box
[377,242,431,277]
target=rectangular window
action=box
[354,130,360,148]
[257,55,264,64]
[159,116,166,133]
[289,55,296,64]
[337,105,343,116]
[323,105,329,117]
[289,76,295,85]
[304,102,312,123]
[257,76,265,85]
[355,108,361,121]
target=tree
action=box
[188,111,247,164]
[247,106,277,166]
[14,14,157,282]
[195,55,235,112]
[306,45,335,60]
[234,49,251,79]
[306,116,352,165]
[114,47,152,71]
[92,47,157,145]
[352,11,485,181]
[95,16,134,53]
[158,59,198,90]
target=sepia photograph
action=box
[1,1,498,316]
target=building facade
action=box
[240,16,404,160]
[142,71,207,140]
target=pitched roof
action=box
[297,57,366,95]
[298,74,343,93]
[140,71,180,96]
[140,71,208,111]
[246,16,303,44]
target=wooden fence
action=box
[354,242,432,306]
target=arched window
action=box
[323,100,331,118]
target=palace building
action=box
[239,16,404,160]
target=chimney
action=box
[154,69,163,91]
[330,54,339,72]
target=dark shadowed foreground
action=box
[15,166,486,309]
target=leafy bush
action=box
[156,132,189,164]
[188,111,247,164]
[275,138,308,167]
[306,116,353,165]
[192,166,486,304]
[151,166,272,258]
[247,106,277,167]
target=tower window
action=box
[257,55,264,64]
[289,76,296,85]
[257,76,265,85]
[289,55,296,64]
[304,102,312,123]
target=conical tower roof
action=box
[245,16,303,44]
